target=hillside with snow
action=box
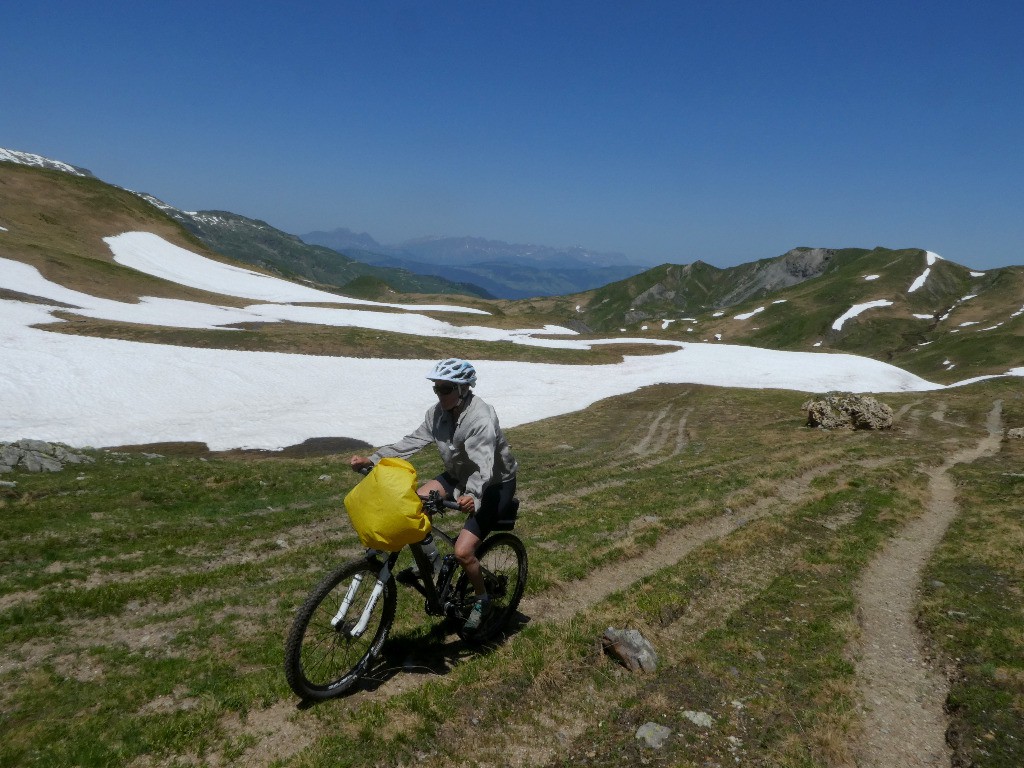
[4,228,1022,452]
[2,152,1023,451]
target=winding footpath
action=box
[854,400,1003,767]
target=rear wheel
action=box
[454,532,528,643]
[284,558,395,700]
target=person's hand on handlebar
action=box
[349,455,373,473]
[456,494,476,514]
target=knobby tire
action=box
[284,558,396,701]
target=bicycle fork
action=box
[330,557,394,638]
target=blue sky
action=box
[3,1,1022,269]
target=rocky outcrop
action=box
[0,439,95,473]
[803,394,895,430]
[717,248,835,307]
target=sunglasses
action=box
[432,383,456,395]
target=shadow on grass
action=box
[295,610,534,708]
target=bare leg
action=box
[454,528,486,596]
[417,479,448,498]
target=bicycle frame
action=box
[407,524,460,615]
[339,518,461,639]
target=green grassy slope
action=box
[1,382,1020,767]
[566,247,1024,384]
[0,163,488,305]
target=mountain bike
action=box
[284,490,528,701]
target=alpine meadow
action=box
[2,150,1023,768]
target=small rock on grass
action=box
[636,722,672,748]
[602,627,658,672]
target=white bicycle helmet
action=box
[426,357,477,387]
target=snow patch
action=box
[105,232,487,315]
[832,300,893,331]
[908,268,930,293]
[733,306,765,320]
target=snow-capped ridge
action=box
[0,147,94,177]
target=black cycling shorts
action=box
[435,472,517,539]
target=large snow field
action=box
[0,232,1016,451]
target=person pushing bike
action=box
[350,357,518,631]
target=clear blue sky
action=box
[3,1,1022,268]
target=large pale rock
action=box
[803,394,894,430]
[0,440,95,472]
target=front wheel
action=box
[284,558,396,701]
[454,532,528,643]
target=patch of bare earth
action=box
[852,400,1003,768]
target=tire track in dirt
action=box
[522,458,864,624]
[424,480,881,768]
[523,403,706,512]
[0,504,357,611]
[525,394,694,501]
[853,400,1003,768]
[219,459,868,768]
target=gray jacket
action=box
[370,393,517,511]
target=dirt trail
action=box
[216,456,860,767]
[524,458,858,623]
[853,400,1003,768]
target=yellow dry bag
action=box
[344,457,431,551]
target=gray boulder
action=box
[0,440,95,473]
[602,627,658,672]
[803,394,894,430]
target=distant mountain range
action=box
[301,228,651,299]
[0,147,649,300]
[138,203,492,300]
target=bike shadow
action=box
[359,609,533,694]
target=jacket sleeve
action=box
[370,411,435,462]
[460,414,498,512]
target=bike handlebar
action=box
[354,464,461,513]
[420,491,462,514]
